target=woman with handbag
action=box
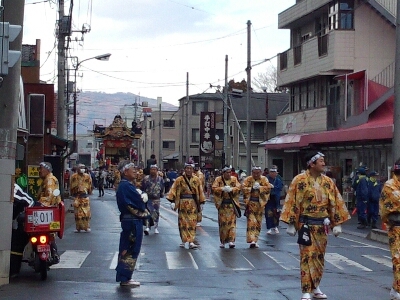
[280,151,350,300]
[212,166,242,249]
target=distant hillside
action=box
[73,91,178,133]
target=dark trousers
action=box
[98,185,104,196]
[116,218,143,282]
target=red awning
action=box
[265,110,393,150]
[334,70,366,81]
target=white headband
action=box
[222,166,232,173]
[184,163,195,168]
[307,152,324,166]
[252,166,262,171]
[39,162,52,171]
[150,164,158,169]
[120,163,136,172]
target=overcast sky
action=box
[23,0,295,106]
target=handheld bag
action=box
[297,224,312,246]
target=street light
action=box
[68,53,111,154]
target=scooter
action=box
[23,189,65,280]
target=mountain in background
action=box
[73,91,178,133]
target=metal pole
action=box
[393,3,400,163]
[0,0,24,283]
[185,72,189,163]
[73,66,77,153]
[144,113,147,165]
[246,20,252,172]
[223,55,229,167]
[57,0,66,139]
[158,97,162,169]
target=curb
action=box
[367,229,389,244]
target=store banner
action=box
[200,112,215,168]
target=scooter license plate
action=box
[37,244,50,253]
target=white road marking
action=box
[232,255,254,271]
[339,236,390,252]
[109,252,144,270]
[325,253,372,271]
[363,255,392,268]
[263,251,300,270]
[110,252,118,269]
[165,251,198,269]
[51,250,91,269]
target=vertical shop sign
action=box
[199,112,215,168]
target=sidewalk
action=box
[341,213,389,244]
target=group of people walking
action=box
[105,150,400,300]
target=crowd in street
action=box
[10,150,400,300]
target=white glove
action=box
[136,188,143,195]
[141,192,148,203]
[252,182,260,190]
[170,202,175,210]
[223,185,232,193]
[323,218,331,226]
[332,225,342,237]
[286,224,296,236]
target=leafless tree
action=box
[252,65,278,92]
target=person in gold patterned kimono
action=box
[70,164,93,232]
[212,165,241,248]
[280,151,350,300]
[37,161,62,263]
[379,160,400,300]
[242,166,272,248]
[37,162,62,207]
[114,168,121,190]
[193,166,206,226]
[166,162,206,249]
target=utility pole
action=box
[185,72,189,163]
[0,0,24,284]
[246,20,252,173]
[393,3,400,163]
[223,54,229,167]
[157,97,162,169]
[57,0,67,139]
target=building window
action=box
[329,0,354,30]
[163,119,175,128]
[279,50,288,70]
[162,140,175,150]
[192,101,208,115]
[253,122,264,140]
[192,128,200,143]
[293,45,302,65]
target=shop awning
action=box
[265,109,393,150]
[50,134,70,147]
[263,134,304,150]
[334,70,366,81]
[163,152,179,160]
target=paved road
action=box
[0,190,393,300]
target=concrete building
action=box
[178,90,289,172]
[265,0,396,189]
